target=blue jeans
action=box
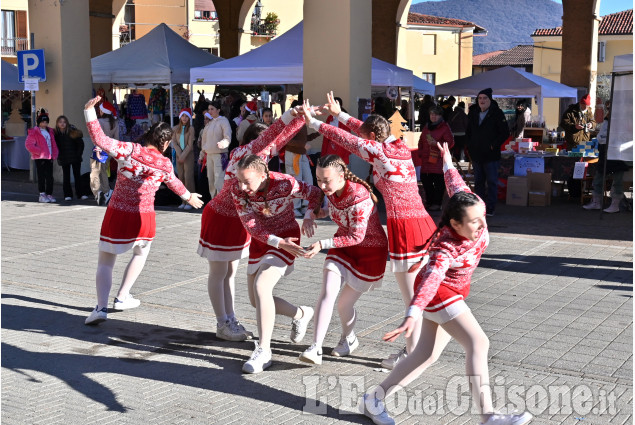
[473,160,499,212]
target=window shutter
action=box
[15,10,27,40]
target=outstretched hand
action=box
[301,216,317,238]
[301,99,314,125]
[383,316,417,343]
[279,237,306,257]
[436,142,453,167]
[322,91,341,116]
[85,96,102,111]
[187,193,204,209]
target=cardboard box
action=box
[527,172,552,206]
[506,176,528,206]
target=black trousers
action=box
[34,159,54,195]
[421,172,446,206]
[61,162,82,198]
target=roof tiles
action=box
[532,9,632,36]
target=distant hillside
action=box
[410,0,563,54]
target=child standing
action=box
[25,110,59,203]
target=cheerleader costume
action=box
[197,112,305,262]
[317,180,388,292]
[308,113,437,272]
[406,164,488,324]
[231,172,322,276]
[84,108,190,254]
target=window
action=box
[195,0,217,20]
[1,10,27,55]
[597,41,606,62]
[422,73,436,85]
[421,34,436,55]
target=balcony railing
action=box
[1,37,29,56]
[250,18,277,37]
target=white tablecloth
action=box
[2,136,31,170]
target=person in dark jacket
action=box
[55,115,87,201]
[466,88,509,216]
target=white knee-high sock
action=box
[116,249,149,299]
[337,285,362,337]
[312,270,342,347]
[96,251,117,309]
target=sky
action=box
[410,0,633,16]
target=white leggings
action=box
[207,260,239,322]
[247,264,301,351]
[394,270,424,353]
[95,248,149,310]
[373,310,494,422]
[312,269,363,347]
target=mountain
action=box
[410,0,563,55]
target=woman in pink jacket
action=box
[25,110,59,203]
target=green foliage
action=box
[263,12,279,36]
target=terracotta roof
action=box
[407,12,487,33]
[473,50,505,65]
[477,45,533,66]
[532,9,632,36]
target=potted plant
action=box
[263,12,279,36]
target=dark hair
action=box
[317,154,377,204]
[457,101,466,109]
[261,107,273,124]
[359,114,390,143]
[241,122,268,146]
[55,115,69,134]
[36,108,49,125]
[428,105,444,116]
[423,191,481,250]
[235,154,272,216]
[143,121,173,151]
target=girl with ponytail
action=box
[231,153,323,374]
[303,95,438,369]
[297,154,388,365]
[359,142,532,425]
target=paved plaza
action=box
[1,174,632,425]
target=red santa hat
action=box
[245,100,258,113]
[580,94,591,106]
[179,108,192,120]
[99,101,117,117]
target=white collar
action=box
[384,135,397,144]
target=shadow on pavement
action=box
[1,301,368,423]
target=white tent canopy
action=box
[92,23,223,84]
[613,53,633,73]
[413,76,435,95]
[607,54,633,162]
[190,22,420,89]
[435,66,578,121]
[1,60,23,91]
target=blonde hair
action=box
[317,154,378,204]
[235,154,272,216]
[359,114,390,143]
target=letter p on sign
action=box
[17,49,46,82]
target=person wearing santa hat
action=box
[236,100,260,144]
[92,101,119,205]
[561,94,596,199]
[171,108,196,209]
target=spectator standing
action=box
[417,95,435,128]
[25,110,59,203]
[448,101,469,161]
[171,108,196,209]
[509,99,532,139]
[561,94,596,199]
[466,88,509,216]
[199,100,231,199]
[54,115,87,201]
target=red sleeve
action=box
[332,197,373,248]
[443,124,455,149]
[288,178,323,213]
[25,130,41,156]
[410,249,452,311]
[316,122,385,164]
[342,114,364,134]
[87,120,133,160]
[163,161,188,198]
[231,185,271,244]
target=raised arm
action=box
[437,141,473,199]
[84,98,133,159]
[323,91,364,133]
[231,185,274,245]
[319,197,373,249]
[247,108,305,156]
[288,178,323,217]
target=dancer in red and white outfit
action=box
[305,94,438,368]
[359,142,532,425]
[298,154,388,365]
[231,154,322,374]
[83,96,203,326]
[197,107,306,342]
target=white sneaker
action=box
[216,320,248,341]
[230,317,253,339]
[85,306,108,325]
[64,197,72,201]
[112,295,141,311]
[81,195,90,200]
[183,204,192,210]
[381,346,407,369]
[39,194,49,203]
[583,199,602,210]
[332,333,359,357]
[290,306,314,343]
[242,342,272,374]
[46,194,56,203]
[358,393,395,425]
[604,198,621,213]
[481,412,533,425]
[299,343,323,365]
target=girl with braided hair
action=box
[297,154,388,365]
[231,154,323,374]
[82,96,204,326]
[197,107,307,343]
[303,95,438,369]
[359,142,532,425]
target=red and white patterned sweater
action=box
[319,180,387,250]
[309,112,430,221]
[207,113,305,217]
[231,172,322,248]
[407,166,489,318]
[85,109,189,214]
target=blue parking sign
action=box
[17,49,46,82]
